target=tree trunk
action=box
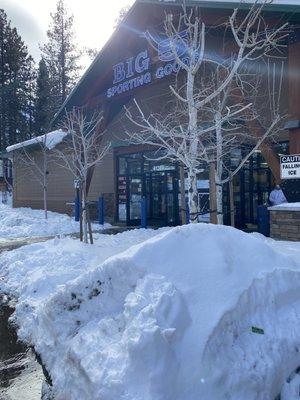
[229,179,235,227]
[180,163,186,225]
[215,111,223,225]
[209,163,218,224]
[186,69,199,224]
[82,186,88,244]
[187,170,198,223]
[87,207,93,245]
[43,186,48,220]
[43,154,48,220]
[216,178,223,225]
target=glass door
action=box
[152,172,166,221]
[128,177,142,224]
[166,171,178,225]
[122,154,143,226]
[117,153,179,227]
[145,171,178,226]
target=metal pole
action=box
[180,163,186,224]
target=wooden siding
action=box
[11,43,293,219]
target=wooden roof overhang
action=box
[51,0,300,126]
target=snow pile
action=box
[6,130,68,153]
[1,224,300,399]
[0,202,108,238]
[281,370,300,400]
[269,202,300,210]
[0,228,170,328]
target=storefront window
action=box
[128,159,142,175]
[129,178,142,220]
[116,151,179,226]
[118,157,126,175]
[117,176,127,221]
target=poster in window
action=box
[118,204,127,221]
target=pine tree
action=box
[35,58,51,134]
[0,9,35,150]
[41,0,80,116]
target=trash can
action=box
[257,205,270,237]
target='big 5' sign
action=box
[112,50,150,84]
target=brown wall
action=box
[13,146,74,214]
[11,81,171,221]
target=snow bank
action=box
[269,202,300,211]
[2,224,300,399]
[6,130,68,153]
[0,202,108,238]
[0,228,170,332]
[281,371,300,400]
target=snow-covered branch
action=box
[126,1,288,224]
[55,107,110,243]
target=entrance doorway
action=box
[145,171,178,226]
[117,153,179,226]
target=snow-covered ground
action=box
[1,224,300,399]
[0,201,109,238]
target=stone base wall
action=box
[270,210,300,241]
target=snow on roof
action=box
[269,202,300,211]
[6,130,68,153]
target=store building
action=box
[9,0,300,229]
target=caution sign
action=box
[280,154,300,180]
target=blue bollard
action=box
[141,196,147,229]
[185,198,190,224]
[75,194,80,222]
[257,205,270,237]
[98,196,104,225]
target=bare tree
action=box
[55,107,110,243]
[125,0,288,223]
[198,60,286,224]
[14,132,58,219]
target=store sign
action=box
[107,50,151,98]
[152,164,175,172]
[107,31,190,98]
[280,154,300,179]
[157,30,188,62]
